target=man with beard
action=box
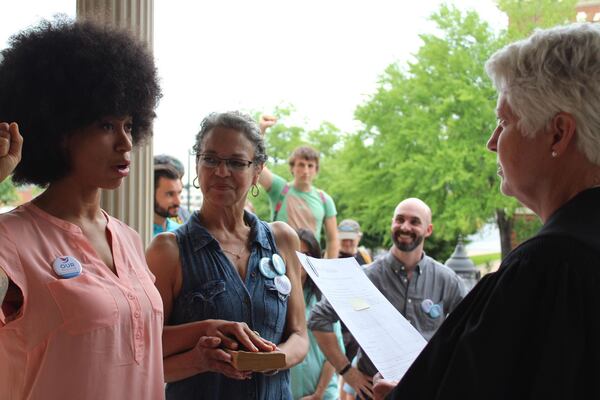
[154,154,192,223]
[153,164,183,236]
[308,198,466,400]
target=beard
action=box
[392,230,424,252]
[155,201,179,218]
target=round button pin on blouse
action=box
[274,274,292,296]
[271,253,286,276]
[52,255,83,279]
[421,299,434,313]
[259,257,278,279]
[428,304,442,319]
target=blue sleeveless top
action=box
[166,211,292,400]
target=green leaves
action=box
[334,5,509,253]
[0,178,18,206]
[497,0,578,41]
[256,2,576,259]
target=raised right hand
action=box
[0,122,22,182]
[344,367,373,400]
[259,115,277,135]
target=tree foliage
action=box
[323,5,510,260]
[255,2,578,261]
[497,0,578,40]
[0,179,17,205]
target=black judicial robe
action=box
[387,187,600,400]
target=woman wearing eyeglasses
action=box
[146,111,308,399]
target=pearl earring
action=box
[551,151,557,158]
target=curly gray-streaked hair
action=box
[193,111,268,166]
[485,23,600,165]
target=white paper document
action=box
[297,252,427,382]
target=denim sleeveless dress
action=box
[166,211,292,400]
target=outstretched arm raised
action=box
[257,115,277,192]
[0,122,23,182]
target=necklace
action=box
[220,243,246,260]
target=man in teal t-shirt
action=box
[258,115,339,258]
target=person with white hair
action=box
[375,23,600,400]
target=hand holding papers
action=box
[297,252,427,382]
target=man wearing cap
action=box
[258,115,339,258]
[309,198,467,399]
[338,219,372,266]
[337,218,372,396]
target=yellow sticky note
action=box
[350,298,370,311]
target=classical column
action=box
[76,0,155,246]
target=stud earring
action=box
[551,151,557,158]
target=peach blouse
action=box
[0,203,164,400]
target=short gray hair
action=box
[193,111,268,165]
[485,23,600,165]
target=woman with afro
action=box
[0,18,272,399]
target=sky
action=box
[0,0,506,252]
[0,0,506,167]
[153,0,506,165]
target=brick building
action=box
[576,1,600,22]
